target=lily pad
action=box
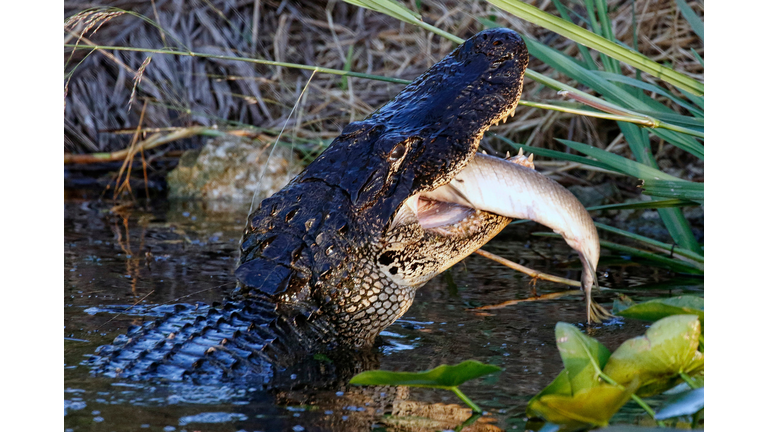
[528,379,640,428]
[614,296,704,326]
[604,315,702,397]
[526,371,572,418]
[655,387,704,420]
[555,322,612,392]
[348,360,501,388]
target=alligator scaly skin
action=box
[90,28,529,384]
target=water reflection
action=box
[64,199,700,431]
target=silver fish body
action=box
[423,153,606,322]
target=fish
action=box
[422,151,611,323]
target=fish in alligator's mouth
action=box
[237,27,609,350]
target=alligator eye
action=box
[389,143,406,161]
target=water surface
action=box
[64,199,702,431]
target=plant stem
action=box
[64,44,412,85]
[598,372,663,426]
[594,222,705,263]
[679,372,700,389]
[692,407,703,428]
[518,100,656,127]
[451,386,483,413]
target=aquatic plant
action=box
[351,297,704,428]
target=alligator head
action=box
[237,28,598,350]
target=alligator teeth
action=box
[502,116,507,124]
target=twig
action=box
[94,290,155,332]
[473,248,582,288]
[470,290,584,311]
[64,126,225,164]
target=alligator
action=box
[90,28,604,385]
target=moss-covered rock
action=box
[167,135,302,202]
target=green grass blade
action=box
[593,71,703,117]
[551,0,598,70]
[675,0,704,41]
[586,199,698,212]
[617,123,703,254]
[648,129,704,160]
[64,44,412,85]
[593,0,621,73]
[582,0,616,72]
[343,0,463,44]
[525,37,705,147]
[681,89,704,110]
[343,0,420,23]
[556,139,681,181]
[632,110,703,129]
[492,135,618,173]
[691,49,704,67]
[594,222,704,263]
[339,45,355,90]
[518,100,656,128]
[641,180,704,204]
[533,233,703,274]
[656,208,703,255]
[485,0,704,95]
[595,239,703,274]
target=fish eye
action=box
[389,143,406,161]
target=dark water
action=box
[64,199,702,432]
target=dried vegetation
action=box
[64,0,703,190]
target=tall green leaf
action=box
[675,0,704,41]
[593,71,703,116]
[642,179,704,204]
[525,38,704,156]
[485,0,704,95]
[551,0,598,69]
[617,123,703,254]
[556,139,680,181]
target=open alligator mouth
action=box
[389,117,608,323]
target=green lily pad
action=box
[614,296,704,326]
[604,315,702,397]
[555,322,612,392]
[526,370,572,418]
[528,379,640,428]
[348,360,501,389]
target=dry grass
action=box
[64,0,703,187]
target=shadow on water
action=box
[64,199,701,432]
